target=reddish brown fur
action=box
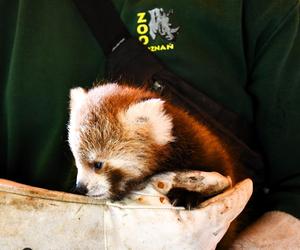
[161,102,235,180]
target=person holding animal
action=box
[1,0,300,249]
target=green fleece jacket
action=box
[1,0,299,218]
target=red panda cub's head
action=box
[68,83,175,200]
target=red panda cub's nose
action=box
[74,182,88,195]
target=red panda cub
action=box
[68,83,242,206]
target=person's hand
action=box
[108,171,253,250]
[230,211,300,249]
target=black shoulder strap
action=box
[73,0,164,83]
[73,0,131,56]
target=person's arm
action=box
[231,211,300,249]
[231,1,300,247]
[0,1,19,177]
[245,0,300,218]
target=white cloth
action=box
[0,172,252,250]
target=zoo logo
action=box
[136,8,180,52]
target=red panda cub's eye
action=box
[94,161,104,170]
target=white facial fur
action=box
[76,163,111,198]
[68,83,175,199]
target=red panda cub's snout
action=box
[68,83,235,202]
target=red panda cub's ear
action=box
[70,87,87,110]
[120,98,175,145]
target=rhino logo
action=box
[148,8,180,41]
